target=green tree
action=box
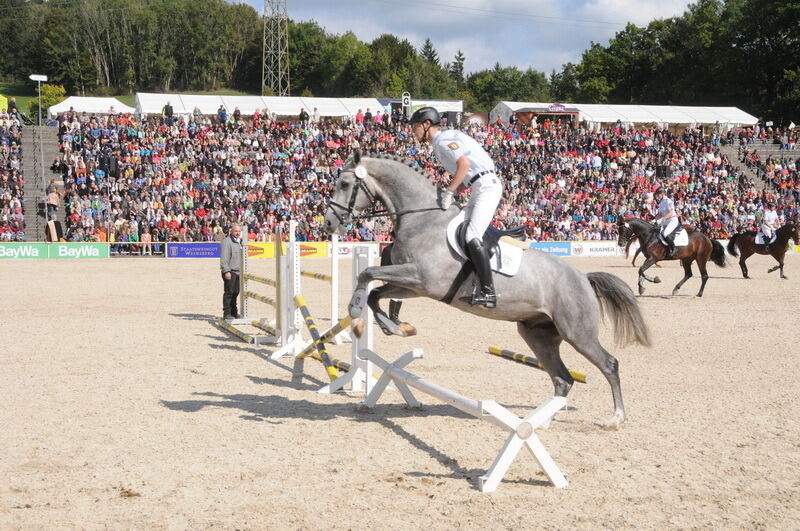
[29,84,67,119]
[449,50,466,88]
[420,38,439,65]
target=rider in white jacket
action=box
[654,187,679,258]
[761,202,779,252]
[410,107,503,308]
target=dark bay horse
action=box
[727,222,799,279]
[617,218,727,297]
[325,152,651,428]
[625,234,661,268]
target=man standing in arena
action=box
[410,106,503,308]
[220,223,243,320]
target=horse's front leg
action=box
[637,256,660,295]
[360,284,418,337]
[349,264,422,319]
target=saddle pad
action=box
[754,233,775,245]
[662,228,689,247]
[446,210,523,277]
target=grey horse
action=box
[324,152,651,428]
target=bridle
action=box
[327,166,442,225]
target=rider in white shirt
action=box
[410,107,503,308]
[761,202,779,252]
[653,187,679,257]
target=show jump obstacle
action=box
[361,348,569,492]
[487,346,591,384]
[216,221,378,394]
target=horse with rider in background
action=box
[727,220,799,279]
[617,217,727,297]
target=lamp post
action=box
[29,74,48,125]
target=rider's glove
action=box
[437,188,454,210]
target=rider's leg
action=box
[459,175,503,308]
[662,218,679,257]
[762,226,772,252]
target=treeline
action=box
[1,0,797,119]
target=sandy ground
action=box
[1,252,799,529]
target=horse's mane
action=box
[364,152,436,183]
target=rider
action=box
[761,201,779,252]
[653,187,679,258]
[410,106,503,308]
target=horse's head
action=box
[324,150,378,234]
[789,219,800,245]
[617,219,634,247]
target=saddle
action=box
[446,210,527,277]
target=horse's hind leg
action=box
[564,332,625,429]
[696,257,710,297]
[517,321,573,399]
[672,258,694,295]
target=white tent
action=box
[299,97,350,117]
[135,93,188,115]
[179,95,226,115]
[490,101,758,128]
[411,99,463,113]
[338,97,384,117]
[48,96,135,117]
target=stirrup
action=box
[459,288,497,308]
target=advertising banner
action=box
[166,243,220,258]
[247,243,275,259]
[51,243,110,259]
[0,243,49,259]
[529,242,572,256]
[570,241,622,258]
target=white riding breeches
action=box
[659,216,679,241]
[761,224,774,242]
[464,173,503,242]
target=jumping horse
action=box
[325,152,651,428]
[727,221,799,279]
[617,218,727,297]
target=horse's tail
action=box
[727,234,740,257]
[587,272,651,347]
[711,240,727,267]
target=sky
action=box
[242,0,694,74]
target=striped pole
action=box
[244,291,278,307]
[297,316,351,359]
[216,320,253,343]
[300,271,333,283]
[251,320,278,336]
[294,294,340,381]
[487,346,591,384]
[306,351,353,373]
[241,273,277,287]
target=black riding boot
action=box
[763,238,771,253]
[389,298,402,322]
[459,238,497,308]
[666,238,676,258]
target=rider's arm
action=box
[448,155,471,194]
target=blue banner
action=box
[166,243,220,258]
[530,242,572,256]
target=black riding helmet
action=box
[410,106,441,125]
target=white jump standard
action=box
[360,348,568,492]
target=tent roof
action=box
[299,97,350,116]
[338,98,384,116]
[48,96,135,117]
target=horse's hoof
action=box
[671,289,679,296]
[351,317,365,338]
[653,276,661,283]
[781,276,788,280]
[600,415,624,431]
[348,289,367,318]
[638,286,645,296]
[398,323,417,337]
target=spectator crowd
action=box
[45,108,799,247]
[0,109,24,241]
